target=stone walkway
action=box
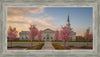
[41,42,55,50]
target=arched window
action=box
[26,37,27,40]
[51,37,53,39]
[44,37,45,39]
[47,34,49,39]
[47,37,49,39]
[22,37,23,40]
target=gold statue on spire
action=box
[68,11,69,16]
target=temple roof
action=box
[42,28,55,32]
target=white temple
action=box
[19,12,76,41]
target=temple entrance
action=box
[46,34,50,41]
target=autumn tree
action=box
[8,26,17,48]
[29,25,38,46]
[37,30,42,42]
[54,30,59,41]
[60,26,72,47]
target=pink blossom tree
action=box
[85,28,93,41]
[37,30,42,42]
[54,30,59,41]
[84,28,93,46]
[60,26,72,47]
[89,34,93,40]
[8,26,17,47]
[29,25,38,46]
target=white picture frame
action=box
[0,0,99,57]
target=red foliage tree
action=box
[29,25,38,46]
[54,30,59,41]
[60,26,72,47]
[8,26,17,47]
[37,30,42,42]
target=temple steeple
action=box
[66,12,70,28]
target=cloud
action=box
[8,21,25,24]
[7,7,58,36]
[7,7,44,17]
[34,17,57,30]
[7,16,57,32]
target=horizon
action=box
[7,7,93,37]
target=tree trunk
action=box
[64,42,66,47]
[87,40,89,47]
[11,40,12,48]
[31,40,33,46]
[87,42,88,47]
[64,38,66,47]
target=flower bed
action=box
[27,43,44,50]
[52,43,66,50]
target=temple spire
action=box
[66,12,70,28]
[67,12,70,22]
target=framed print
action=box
[0,0,100,57]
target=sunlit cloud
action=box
[7,7,57,35]
[7,7,44,17]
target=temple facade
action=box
[19,28,55,41]
[19,12,76,41]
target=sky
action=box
[7,7,93,36]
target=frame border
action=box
[0,0,100,57]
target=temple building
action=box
[19,12,76,41]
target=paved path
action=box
[41,42,55,50]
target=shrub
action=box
[81,46,88,49]
[52,40,63,42]
[8,40,45,42]
[14,46,27,48]
[8,46,27,48]
[27,43,44,50]
[69,45,74,47]
[68,40,92,42]
[52,43,66,50]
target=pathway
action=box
[41,42,55,50]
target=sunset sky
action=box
[7,7,93,36]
